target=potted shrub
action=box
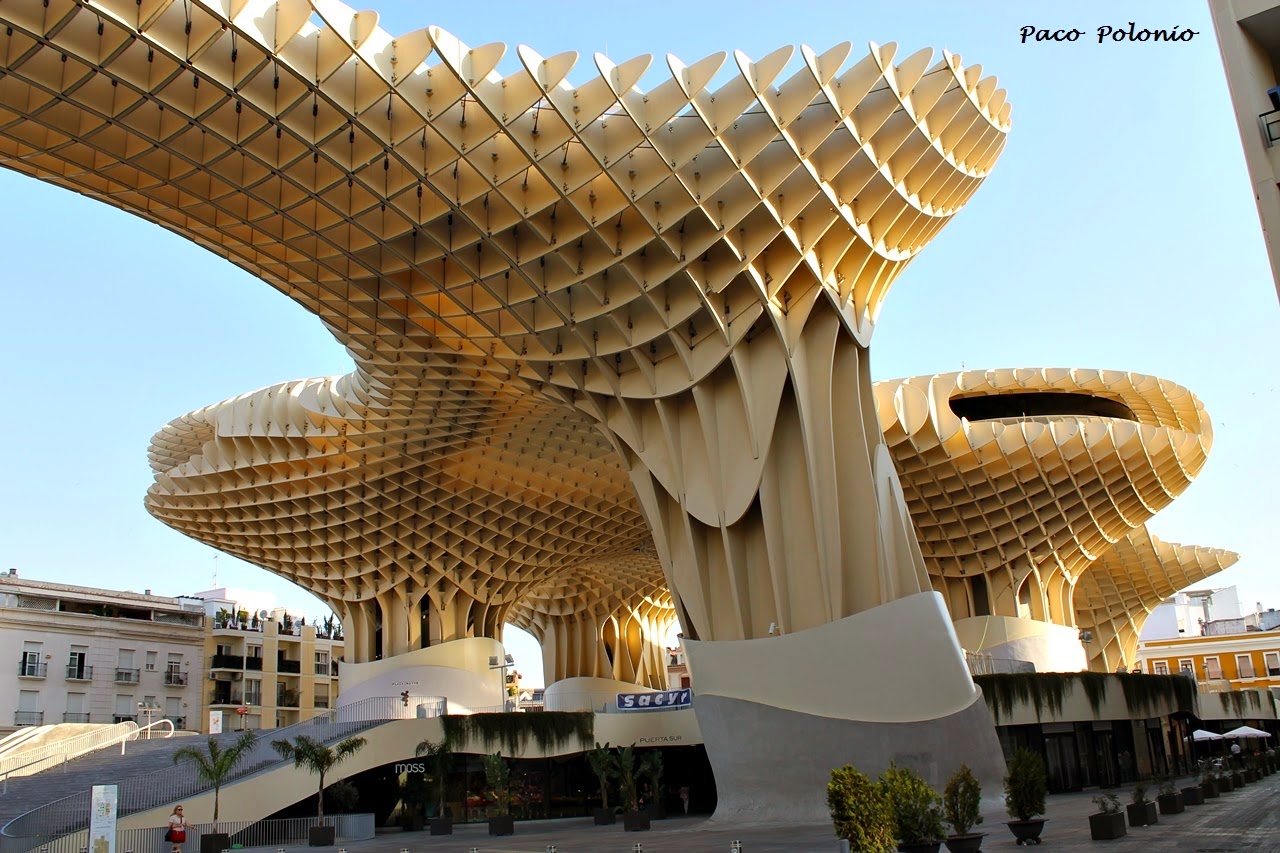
[1003,748,1047,845]
[1156,775,1184,815]
[1218,766,1234,793]
[641,749,665,820]
[881,763,945,853]
[1088,793,1126,841]
[172,731,257,853]
[827,765,896,853]
[236,609,249,628]
[1181,776,1204,806]
[586,742,618,826]
[270,734,367,845]
[942,764,984,853]
[617,745,650,832]
[483,752,514,836]
[1126,783,1157,827]
[415,737,453,835]
[1200,765,1220,799]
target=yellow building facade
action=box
[1140,631,1280,691]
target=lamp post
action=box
[137,700,161,736]
[488,654,515,712]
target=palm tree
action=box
[271,734,367,817]
[171,731,257,821]
[414,737,453,820]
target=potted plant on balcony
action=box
[882,763,945,853]
[1126,783,1157,827]
[942,764,984,853]
[1088,793,1126,841]
[415,737,453,835]
[250,612,260,631]
[1156,774,1184,815]
[171,731,257,853]
[483,751,514,836]
[828,765,895,853]
[617,744,650,832]
[271,734,367,845]
[236,609,249,629]
[586,742,618,825]
[1003,748,1047,845]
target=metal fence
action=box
[0,696,443,851]
[7,814,374,853]
[0,722,141,782]
[966,652,1036,675]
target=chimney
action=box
[145,589,152,596]
[7,568,15,576]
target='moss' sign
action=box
[616,689,693,710]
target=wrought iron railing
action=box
[113,668,140,684]
[11,713,42,727]
[0,696,443,850]
[64,665,91,681]
[16,661,45,679]
[60,714,89,724]
[163,671,188,686]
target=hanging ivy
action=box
[1220,690,1263,718]
[441,712,593,755]
[975,673,1197,723]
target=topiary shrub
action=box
[1003,748,1047,821]
[943,764,983,837]
[827,765,896,853]
[881,763,945,845]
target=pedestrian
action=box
[166,805,187,853]
[679,785,690,814]
[1118,750,1132,783]
[1230,741,1242,769]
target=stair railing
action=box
[0,696,444,851]
[0,720,178,795]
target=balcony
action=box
[17,660,47,679]
[244,694,262,707]
[208,692,243,706]
[276,689,300,707]
[211,654,245,670]
[66,664,93,681]
[14,711,44,726]
[111,714,136,724]
[245,657,264,672]
[63,712,91,723]
[277,658,301,675]
[164,671,188,686]
[114,668,140,684]
[164,716,185,729]
[314,698,330,709]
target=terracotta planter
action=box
[1005,819,1046,845]
[1126,801,1157,827]
[1157,792,1184,815]
[1089,812,1127,841]
[943,834,985,853]
[623,810,650,832]
[428,817,452,836]
[487,815,514,836]
[1181,785,1204,805]
[592,808,616,826]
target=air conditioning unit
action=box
[208,673,220,681]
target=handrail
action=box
[0,720,178,794]
[0,696,445,845]
[0,722,138,782]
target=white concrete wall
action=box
[954,615,1088,672]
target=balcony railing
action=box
[18,660,47,679]
[244,694,262,707]
[211,654,245,669]
[164,671,188,686]
[111,714,136,724]
[209,692,243,706]
[314,664,330,676]
[314,699,330,709]
[277,690,301,708]
[62,713,91,723]
[164,716,185,729]
[66,665,92,681]
[1261,108,1280,147]
[14,711,44,726]
[277,659,301,674]
[245,657,264,671]
[114,668,140,684]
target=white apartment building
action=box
[0,570,205,732]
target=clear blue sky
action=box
[2,1,1276,686]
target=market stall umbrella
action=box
[1191,729,1225,741]
[1223,725,1272,739]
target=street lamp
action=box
[137,700,162,736]
[488,654,515,712]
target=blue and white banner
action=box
[616,688,693,710]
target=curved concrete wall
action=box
[954,615,1088,673]
[338,637,506,711]
[543,676,659,712]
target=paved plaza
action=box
[298,773,1280,853]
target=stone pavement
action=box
[282,773,1279,852]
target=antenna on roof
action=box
[213,554,218,588]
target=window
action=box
[1266,651,1280,677]
[969,575,991,617]
[117,649,134,668]
[20,642,43,677]
[1151,661,1169,675]
[315,651,329,675]
[16,690,41,726]
[65,692,88,723]
[1205,656,1223,679]
[113,694,135,723]
[164,697,180,717]
[67,646,89,680]
[244,679,262,706]
[1236,654,1256,679]
[145,651,157,672]
[246,645,263,660]
[681,675,691,688]
[1179,658,1195,677]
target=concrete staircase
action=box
[0,734,244,828]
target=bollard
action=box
[546,846,558,853]
[633,844,644,853]
[731,842,742,852]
